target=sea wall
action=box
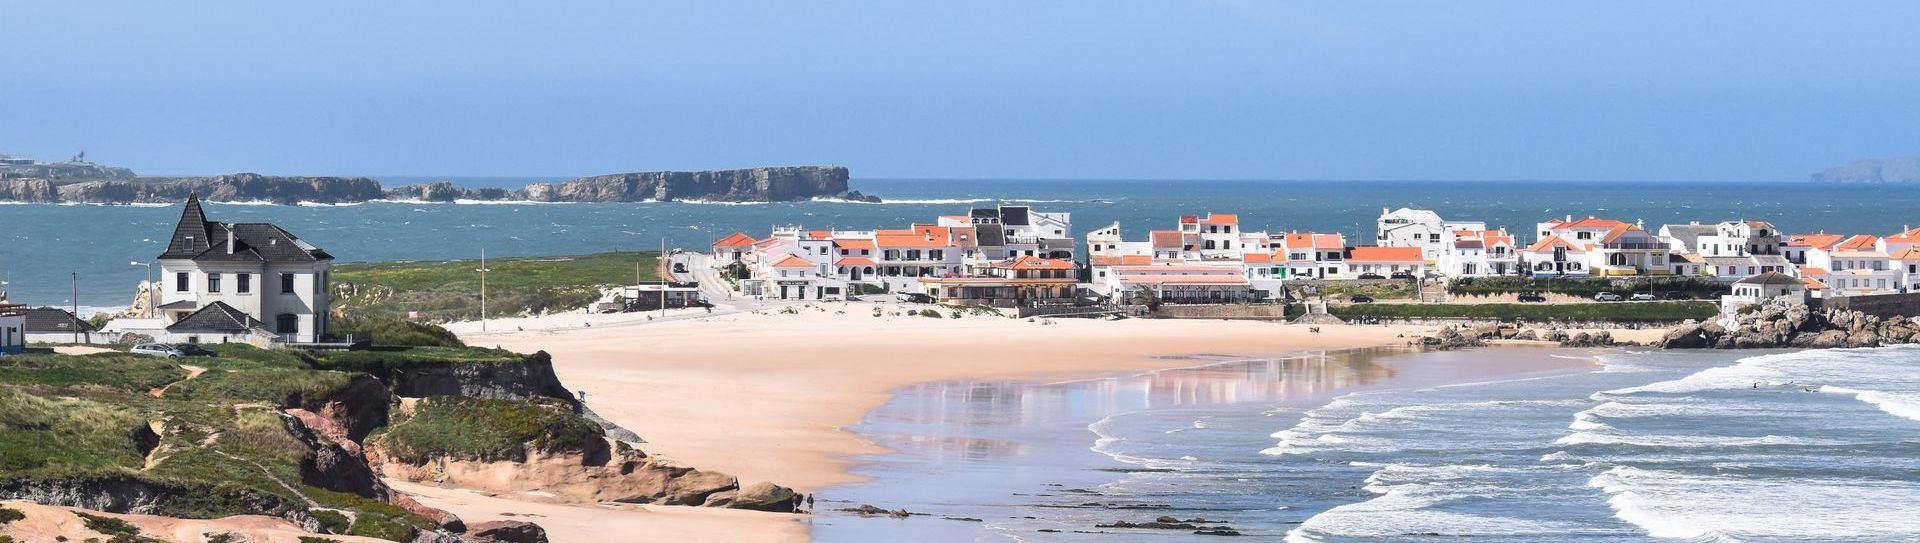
[1814,292,1920,319]
[1151,304,1292,320]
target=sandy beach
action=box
[421,302,1669,542]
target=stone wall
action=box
[1150,304,1291,320]
[1814,293,1920,319]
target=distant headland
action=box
[0,153,876,204]
[1811,156,1920,184]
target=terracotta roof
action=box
[1284,233,1345,250]
[1676,253,1706,263]
[1089,255,1155,266]
[1347,246,1422,262]
[1888,226,1920,242]
[1560,217,1629,229]
[875,226,955,248]
[1150,230,1184,249]
[1242,253,1273,264]
[1525,235,1584,252]
[1745,221,1776,229]
[1838,235,1879,251]
[1600,224,1652,244]
[999,256,1076,270]
[1199,213,1238,225]
[833,239,876,250]
[804,230,832,240]
[1799,267,1830,275]
[712,232,757,248]
[835,257,876,267]
[1803,277,1828,290]
[770,254,816,268]
[1892,248,1920,260]
[1786,234,1844,249]
[1454,239,1484,249]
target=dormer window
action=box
[184,235,196,251]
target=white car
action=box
[1629,293,1658,301]
[1593,292,1624,302]
[129,343,186,359]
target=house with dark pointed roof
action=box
[155,194,334,344]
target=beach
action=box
[425,302,1668,541]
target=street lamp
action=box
[130,261,154,318]
[476,249,491,332]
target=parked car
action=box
[1389,271,1415,279]
[175,344,218,357]
[1593,292,1624,302]
[895,292,935,304]
[130,344,186,359]
[1348,295,1375,303]
[1357,273,1385,280]
[1629,293,1658,301]
[672,262,688,273]
[1516,292,1548,303]
[1663,291,1692,300]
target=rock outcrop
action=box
[467,520,550,543]
[0,165,873,204]
[1657,300,1920,349]
[370,440,799,513]
[1813,156,1920,184]
[378,351,576,403]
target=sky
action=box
[3,1,1919,181]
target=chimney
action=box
[1565,214,1572,223]
[226,228,234,254]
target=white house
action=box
[1438,229,1518,277]
[0,302,22,354]
[1377,208,1486,262]
[1279,232,1348,279]
[154,195,334,345]
[1344,246,1426,278]
[1722,272,1808,312]
[1522,235,1590,277]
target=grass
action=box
[314,346,524,374]
[374,396,603,464]
[328,316,465,348]
[331,251,659,322]
[1315,282,1419,300]
[0,354,188,392]
[1330,301,1719,322]
[0,506,25,524]
[0,387,150,476]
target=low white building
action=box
[0,303,23,354]
[1722,272,1808,312]
[1344,247,1426,278]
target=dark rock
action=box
[713,482,800,512]
[467,520,549,543]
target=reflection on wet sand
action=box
[861,347,1405,463]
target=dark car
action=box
[1389,271,1416,279]
[1357,273,1385,280]
[1516,292,1547,303]
[1663,291,1692,300]
[175,344,219,357]
[672,262,688,273]
[1349,295,1375,303]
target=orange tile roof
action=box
[1090,255,1156,266]
[803,230,832,240]
[1000,256,1076,270]
[1838,235,1879,250]
[833,239,876,250]
[1799,267,1830,276]
[1888,226,1920,242]
[1804,277,1828,290]
[1561,217,1629,229]
[1893,248,1920,260]
[1284,233,1345,250]
[1525,235,1584,252]
[835,256,876,267]
[1150,230,1184,249]
[1242,253,1274,264]
[1199,213,1238,225]
[771,254,815,268]
[1786,234,1844,249]
[875,225,955,248]
[1347,246,1423,262]
[712,232,756,248]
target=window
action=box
[176,272,189,292]
[275,314,299,334]
[207,273,221,293]
[281,273,296,294]
[237,273,251,294]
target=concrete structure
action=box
[1722,272,1808,312]
[1344,246,1425,278]
[0,303,23,354]
[23,307,101,344]
[1377,208,1485,262]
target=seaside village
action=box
[6,197,1920,353]
[706,205,1920,317]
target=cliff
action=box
[1811,156,1920,184]
[0,165,875,204]
[1657,300,1920,349]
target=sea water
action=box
[816,346,1920,542]
[5,179,1920,308]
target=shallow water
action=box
[817,346,1920,542]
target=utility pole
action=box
[659,237,667,318]
[70,272,78,343]
[476,249,490,332]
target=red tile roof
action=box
[833,239,876,250]
[1199,213,1238,225]
[1347,246,1422,262]
[1785,234,1844,249]
[1284,233,1345,250]
[1888,226,1920,242]
[1525,235,1584,252]
[835,257,876,267]
[999,256,1076,270]
[771,254,815,268]
[875,226,955,248]
[1561,217,1629,229]
[1838,235,1879,251]
[712,232,756,248]
[1150,230,1184,249]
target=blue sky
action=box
[3,1,1918,181]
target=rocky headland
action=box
[1657,301,1920,349]
[0,165,877,204]
[1811,156,1920,184]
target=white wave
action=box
[810,197,992,205]
[51,201,172,207]
[1555,431,1854,448]
[1589,465,1920,541]
[1820,386,1920,422]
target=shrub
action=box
[330,316,464,348]
[1329,302,1718,323]
[375,396,602,464]
[0,507,23,524]
[75,511,139,535]
[310,509,351,534]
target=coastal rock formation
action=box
[370,437,801,513]
[377,350,577,402]
[0,165,874,204]
[1657,300,1920,349]
[1813,156,1920,184]
[467,520,551,543]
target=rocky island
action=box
[0,155,876,204]
[1811,156,1920,184]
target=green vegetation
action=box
[74,511,139,535]
[1447,276,1725,298]
[0,353,188,392]
[309,509,350,534]
[1316,281,1419,300]
[315,346,523,375]
[374,396,602,464]
[332,251,659,322]
[0,506,25,524]
[329,316,464,348]
[1329,301,1719,322]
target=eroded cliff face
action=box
[1,165,872,204]
[370,441,801,513]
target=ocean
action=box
[3,179,1920,310]
[816,346,1920,542]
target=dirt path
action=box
[147,364,206,398]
